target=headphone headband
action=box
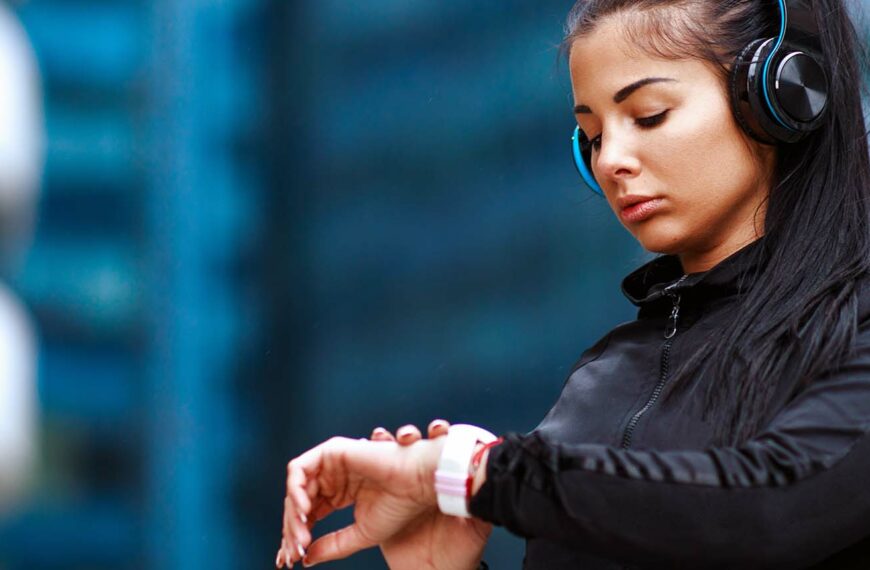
[760,0,829,133]
[782,0,824,56]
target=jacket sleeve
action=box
[468,319,870,568]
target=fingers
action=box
[303,523,377,567]
[278,495,333,567]
[279,504,314,568]
[283,487,308,549]
[283,450,322,568]
[395,424,422,445]
[276,535,304,569]
[370,427,396,442]
[281,496,307,567]
[281,437,369,567]
[427,419,450,439]
[371,421,448,447]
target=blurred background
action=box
[0,1,866,569]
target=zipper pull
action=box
[663,275,687,339]
[664,294,681,339]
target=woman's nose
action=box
[594,132,640,183]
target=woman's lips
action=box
[620,198,664,223]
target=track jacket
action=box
[469,238,870,569]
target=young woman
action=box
[277,0,870,567]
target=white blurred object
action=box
[0,1,44,271]
[0,283,37,510]
[0,2,42,512]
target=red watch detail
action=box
[465,437,504,499]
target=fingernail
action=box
[297,543,306,558]
[303,556,314,567]
[373,427,387,434]
[397,428,412,438]
[299,512,308,524]
[275,549,282,568]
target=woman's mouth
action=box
[620,198,665,224]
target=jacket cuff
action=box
[467,431,554,528]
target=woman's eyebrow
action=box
[574,77,678,114]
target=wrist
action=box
[421,437,446,507]
[434,424,500,518]
[469,444,490,496]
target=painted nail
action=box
[281,539,291,569]
[297,543,306,558]
[275,549,283,568]
[300,512,308,524]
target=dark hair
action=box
[563,0,870,445]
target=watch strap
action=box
[434,424,497,517]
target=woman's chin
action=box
[630,224,687,256]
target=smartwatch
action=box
[434,424,497,517]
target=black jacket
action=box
[469,239,870,569]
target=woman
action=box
[278,0,870,567]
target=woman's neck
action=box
[679,234,763,274]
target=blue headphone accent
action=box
[571,0,829,195]
[761,0,790,130]
[571,125,603,196]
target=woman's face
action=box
[569,15,776,273]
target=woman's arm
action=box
[467,319,870,568]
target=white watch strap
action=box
[434,424,497,517]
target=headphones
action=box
[571,0,830,196]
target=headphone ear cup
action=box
[730,37,828,144]
[769,49,829,130]
[571,126,604,196]
[730,38,781,145]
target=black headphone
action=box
[572,0,830,196]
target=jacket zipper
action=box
[620,275,687,449]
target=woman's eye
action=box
[588,134,602,152]
[586,110,669,153]
[578,129,602,153]
[636,110,669,129]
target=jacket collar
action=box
[621,237,767,309]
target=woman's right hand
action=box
[370,419,492,570]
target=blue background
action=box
[2,1,864,569]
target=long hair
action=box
[563,0,870,445]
